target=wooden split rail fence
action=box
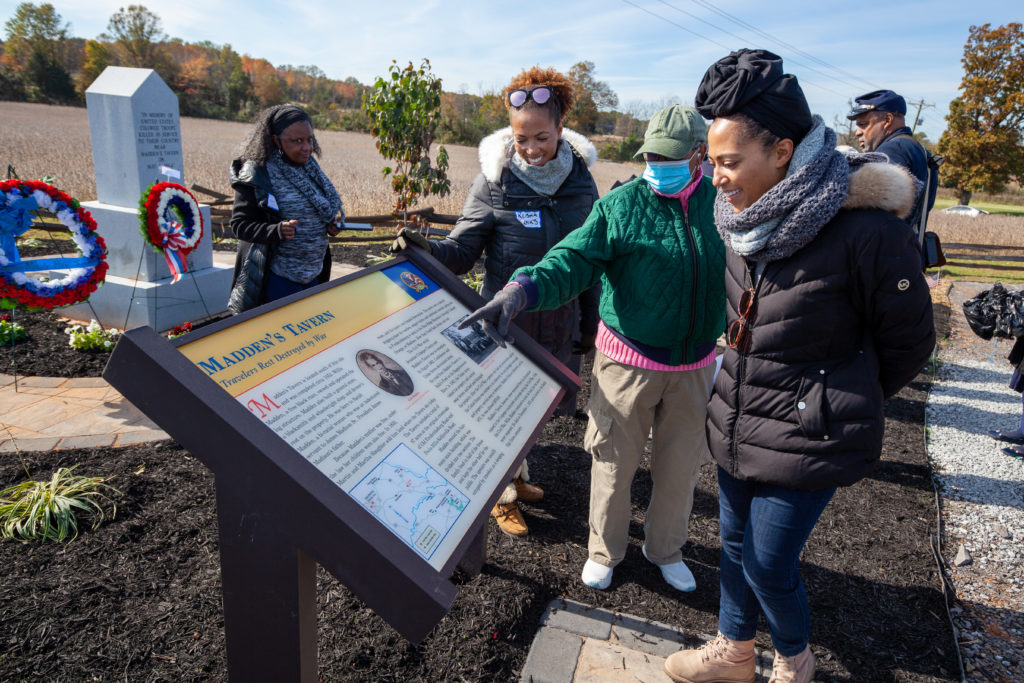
[941,243,1024,272]
[190,185,456,242]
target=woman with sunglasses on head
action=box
[660,50,934,683]
[392,67,599,537]
[460,104,725,594]
[228,104,345,314]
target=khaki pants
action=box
[583,351,715,567]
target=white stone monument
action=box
[62,66,232,331]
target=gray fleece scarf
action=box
[715,117,849,262]
[509,139,574,197]
[269,148,343,223]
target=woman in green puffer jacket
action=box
[462,104,726,595]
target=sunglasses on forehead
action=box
[508,86,554,108]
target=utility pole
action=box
[907,98,935,134]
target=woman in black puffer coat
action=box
[662,50,935,683]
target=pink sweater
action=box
[593,169,715,372]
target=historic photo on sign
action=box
[441,316,498,364]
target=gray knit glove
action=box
[390,227,432,254]
[459,283,527,348]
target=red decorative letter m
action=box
[246,393,281,419]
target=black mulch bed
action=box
[0,343,959,681]
[2,309,111,378]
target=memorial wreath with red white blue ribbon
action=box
[139,182,203,283]
[0,179,108,310]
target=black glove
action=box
[390,227,432,254]
[459,284,527,348]
[573,332,597,355]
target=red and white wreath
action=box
[139,182,203,283]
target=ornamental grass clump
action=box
[0,313,27,344]
[65,319,118,351]
[0,466,119,542]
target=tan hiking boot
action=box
[513,477,544,502]
[663,633,755,683]
[768,646,814,683]
[491,502,528,536]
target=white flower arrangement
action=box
[65,319,119,352]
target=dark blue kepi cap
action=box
[847,89,907,119]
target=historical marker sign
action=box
[103,249,579,680]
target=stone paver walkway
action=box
[520,599,776,682]
[0,373,168,453]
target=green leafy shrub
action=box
[364,59,451,227]
[65,319,119,351]
[0,466,118,542]
[601,133,643,162]
[0,314,27,344]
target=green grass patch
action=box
[929,261,1024,283]
[933,196,1024,216]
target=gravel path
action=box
[930,281,1024,682]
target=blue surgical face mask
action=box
[643,159,693,195]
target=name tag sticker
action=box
[515,210,542,229]
[267,194,279,211]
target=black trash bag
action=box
[962,282,1024,340]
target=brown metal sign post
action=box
[103,248,579,681]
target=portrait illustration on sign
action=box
[356,349,415,397]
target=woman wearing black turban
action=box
[227,104,345,313]
[661,50,935,683]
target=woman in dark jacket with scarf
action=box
[393,67,599,537]
[661,50,935,683]
[228,104,344,313]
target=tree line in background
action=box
[7,3,1019,201]
[0,2,649,156]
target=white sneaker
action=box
[581,559,613,589]
[643,545,696,592]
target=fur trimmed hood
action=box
[477,126,598,183]
[842,159,916,219]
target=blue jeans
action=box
[717,466,836,656]
[261,271,319,305]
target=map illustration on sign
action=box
[350,443,469,561]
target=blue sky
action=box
[4,0,1020,141]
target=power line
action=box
[620,0,850,98]
[656,0,868,94]
[684,0,879,91]
[618,0,733,51]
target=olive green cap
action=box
[634,105,707,160]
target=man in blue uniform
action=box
[848,89,937,235]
